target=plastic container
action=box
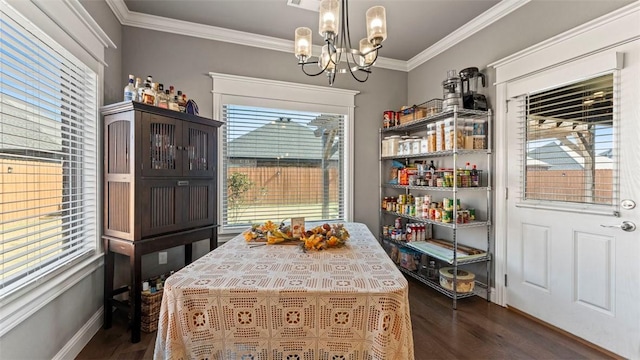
[388,135,400,156]
[473,135,486,150]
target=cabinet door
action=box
[182,122,216,178]
[139,179,182,238]
[180,178,215,229]
[140,112,182,177]
[139,179,215,238]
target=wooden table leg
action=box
[103,238,114,329]
[210,228,217,251]
[185,243,193,264]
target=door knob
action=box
[600,221,636,232]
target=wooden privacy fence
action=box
[525,169,613,204]
[228,167,339,205]
[0,158,63,223]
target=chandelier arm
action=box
[343,52,370,83]
[342,0,352,50]
[294,0,384,85]
[327,40,340,66]
[299,61,327,77]
[347,67,370,83]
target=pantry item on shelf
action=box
[442,69,462,111]
[439,267,475,293]
[383,110,396,128]
[399,248,418,271]
[459,67,488,111]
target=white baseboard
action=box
[53,307,104,360]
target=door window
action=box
[519,73,616,207]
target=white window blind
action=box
[222,104,345,231]
[0,7,98,298]
[516,73,616,206]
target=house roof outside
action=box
[0,98,63,159]
[527,141,613,170]
[228,118,339,161]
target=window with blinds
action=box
[520,73,615,206]
[222,104,344,231]
[0,8,98,298]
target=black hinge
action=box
[504,274,508,287]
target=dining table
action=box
[153,222,414,360]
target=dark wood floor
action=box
[77,277,616,359]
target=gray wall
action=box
[0,2,122,358]
[407,0,633,285]
[80,0,124,106]
[408,0,633,106]
[119,26,407,273]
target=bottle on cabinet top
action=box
[124,74,191,113]
[123,74,136,102]
[156,84,169,109]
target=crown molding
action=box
[104,0,128,24]
[488,0,640,70]
[105,0,526,73]
[406,0,531,71]
[64,0,116,49]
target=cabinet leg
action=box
[103,239,114,329]
[130,249,142,343]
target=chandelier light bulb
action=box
[294,27,312,59]
[319,45,336,71]
[366,6,387,45]
[359,38,376,66]
[294,0,386,85]
[319,0,340,37]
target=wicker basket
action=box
[398,99,442,124]
[141,289,163,332]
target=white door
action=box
[505,40,640,359]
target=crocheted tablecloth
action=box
[154,222,414,360]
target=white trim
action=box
[28,0,114,65]
[106,0,525,73]
[209,72,359,107]
[63,0,117,49]
[52,307,104,360]
[210,73,357,231]
[489,1,640,83]
[491,4,639,311]
[0,254,104,337]
[104,0,128,24]
[406,0,531,71]
[492,83,508,307]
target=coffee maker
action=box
[459,67,487,111]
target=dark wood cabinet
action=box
[101,101,222,343]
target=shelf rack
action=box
[378,105,492,309]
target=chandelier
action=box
[294,0,387,86]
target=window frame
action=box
[210,73,358,236]
[0,0,108,336]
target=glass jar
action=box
[427,261,438,280]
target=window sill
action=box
[0,253,104,337]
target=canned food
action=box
[442,210,452,223]
[383,110,395,128]
[443,197,453,211]
[456,210,470,224]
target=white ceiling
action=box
[117,0,515,68]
